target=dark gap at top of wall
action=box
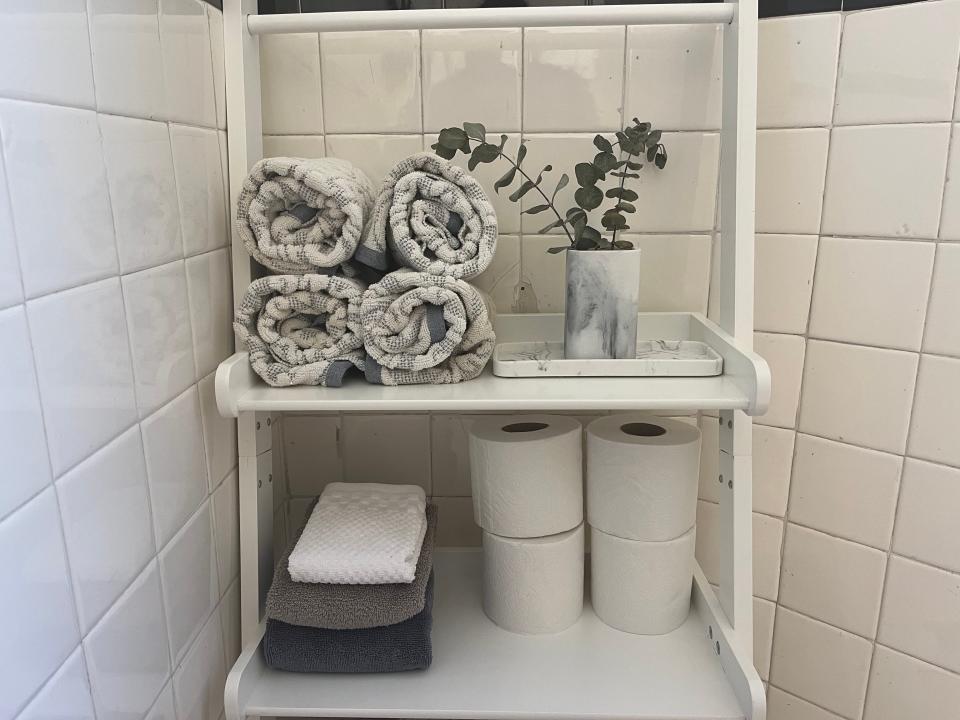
[204,0,223,9]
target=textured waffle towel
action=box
[266,504,438,630]
[288,483,427,584]
[356,152,497,279]
[263,573,434,673]
[234,274,365,388]
[237,156,375,273]
[360,270,496,386]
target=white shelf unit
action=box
[219,2,765,719]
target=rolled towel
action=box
[356,152,497,279]
[361,270,496,386]
[288,483,427,584]
[234,274,365,388]
[263,573,434,673]
[236,156,374,273]
[266,503,438,630]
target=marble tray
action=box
[493,339,724,378]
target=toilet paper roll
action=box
[587,414,700,541]
[469,415,582,538]
[590,525,695,635]
[483,524,584,634]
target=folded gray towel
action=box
[237,156,375,273]
[266,503,438,629]
[234,274,365,387]
[360,270,496,385]
[263,573,434,673]
[356,153,497,280]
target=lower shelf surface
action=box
[232,550,745,720]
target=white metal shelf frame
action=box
[220,2,763,719]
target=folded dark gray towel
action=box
[263,573,434,673]
[266,503,438,629]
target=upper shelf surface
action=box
[216,313,770,417]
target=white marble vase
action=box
[564,248,641,360]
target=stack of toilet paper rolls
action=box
[468,415,584,634]
[587,414,701,635]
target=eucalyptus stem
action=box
[610,146,633,248]
[496,148,576,246]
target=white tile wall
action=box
[0,4,237,720]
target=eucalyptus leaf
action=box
[610,171,640,179]
[593,134,613,153]
[438,127,469,152]
[516,142,527,166]
[626,160,643,170]
[646,129,662,145]
[575,185,603,211]
[620,188,639,202]
[617,201,637,213]
[655,152,667,169]
[551,173,569,201]
[547,246,569,254]
[601,212,628,231]
[593,151,619,173]
[524,204,551,214]
[508,179,536,202]
[614,239,635,250]
[647,145,658,162]
[493,166,517,194]
[431,142,457,160]
[539,219,565,233]
[463,122,486,142]
[575,162,599,187]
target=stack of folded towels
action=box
[264,482,438,673]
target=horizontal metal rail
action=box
[247,3,736,34]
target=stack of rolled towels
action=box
[263,482,437,673]
[234,153,497,387]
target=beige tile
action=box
[282,415,340,498]
[770,607,873,719]
[624,234,713,313]
[767,686,845,720]
[258,33,323,135]
[809,238,934,351]
[908,354,960,468]
[694,499,720,585]
[779,524,886,638]
[324,134,423,189]
[431,413,520,498]
[755,234,818,334]
[432,496,481,547]
[754,512,784,602]
[799,340,918,454]
[472,235,520,314]
[754,424,794,518]
[261,135,325,158]
[863,645,960,720]
[894,459,960,572]
[939,131,960,240]
[923,243,960,355]
[754,596,775,681]
[756,129,829,235]
[343,414,431,491]
[697,415,721,504]
[518,234,567,312]
[879,555,960,673]
[754,333,806,429]
[789,434,901,549]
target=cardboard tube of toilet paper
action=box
[587,414,700,541]
[483,524,584,634]
[590,525,695,635]
[469,415,583,538]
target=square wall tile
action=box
[0,307,51,520]
[171,124,228,257]
[473,235,520,313]
[908,354,960,468]
[262,134,326,158]
[0,101,117,297]
[756,129,828,234]
[625,24,722,131]
[283,415,341,497]
[834,0,960,125]
[779,523,887,637]
[185,248,234,377]
[809,238,934,351]
[757,13,840,128]
[623,234,713,313]
[422,29,521,133]
[940,129,960,240]
[770,607,873,719]
[324,134,423,189]
[894,459,960,573]
[754,332,806,429]
[173,610,226,720]
[0,146,22,309]
[343,414,431,490]
[321,30,421,134]
[767,687,845,720]
[790,434,901,550]
[440,131,521,234]
[755,234,817,334]
[141,387,208,548]
[198,372,236,488]
[923,243,960,356]
[212,471,239,590]
[28,278,137,476]
[0,0,95,108]
[518,234,567,312]
[431,414,520,498]
[19,648,95,720]
[259,33,323,135]
[84,562,170,720]
[864,645,960,720]
[57,427,155,632]
[101,115,183,273]
[822,124,950,239]
[754,512,784,601]
[878,555,960,673]
[122,261,196,416]
[88,0,166,119]
[0,489,80,720]
[523,26,624,132]
[753,424,794,517]
[799,340,918,454]
[159,0,217,127]
[159,501,219,663]
[754,597,775,681]
[433,496,481,547]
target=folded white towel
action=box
[288,483,427,584]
